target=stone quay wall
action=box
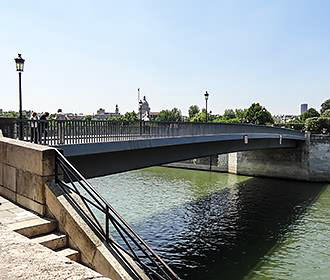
[165,134,330,182]
[0,137,55,215]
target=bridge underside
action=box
[59,134,303,179]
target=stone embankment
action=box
[165,134,330,182]
[0,195,110,280]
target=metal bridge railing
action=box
[5,119,304,146]
[55,149,180,280]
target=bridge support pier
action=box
[166,135,330,182]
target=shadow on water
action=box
[131,176,326,280]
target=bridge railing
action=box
[55,149,180,280]
[10,119,304,145]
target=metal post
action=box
[105,205,109,242]
[18,71,23,140]
[139,104,142,136]
[205,98,208,123]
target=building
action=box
[301,104,308,114]
[64,113,85,120]
[95,105,120,120]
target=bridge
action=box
[1,119,305,178]
[0,119,309,280]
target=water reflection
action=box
[90,167,326,280]
[131,177,325,280]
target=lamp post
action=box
[204,91,209,123]
[14,54,25,139]
[139,100,143,135]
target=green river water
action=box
[89,167,330,280]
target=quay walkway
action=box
[0,195,111,280]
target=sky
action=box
[1,0,330,116]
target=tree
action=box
[244,103,274,125]
[223,109,236,119]
[122,111,138,123]
[235,109,246,120]
[321,99,330,114]
[156,108,182,122]
[188,105,200,119]
[300,108,320,122]
[191,111,207,122]
[321,109,330,118]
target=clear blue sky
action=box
[1,0,330,115]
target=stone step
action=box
[8,217,57,238]
[56,247,80,262]
[32,232,67,250]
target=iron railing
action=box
[55,149,180,280]
[8,119,304,146]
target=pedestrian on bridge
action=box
[38,112,49,144]
[56,109,67,144]
[30,112,39,144]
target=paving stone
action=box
[0,224,111,280]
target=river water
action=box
[89,167,330,280]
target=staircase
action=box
[9,216,80,262]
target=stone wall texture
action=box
[165,134,330,182]
[0,137,55,215]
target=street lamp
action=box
[204,91,209,123]
[14,53,25,139]
[139,100,143,135]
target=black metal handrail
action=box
[54,149,180,280]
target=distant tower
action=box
[115,104,119,115]
[301,104,308,114]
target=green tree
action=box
[321,99,330,114]
[191,111,207,122]
[223,109,236,119]
[188,105,200,119]
[235,109,246,121]
[321,109,330,118]
[244,103,274,125]
[156,108,182,122]
[300,108,320,122]
[122,111,138,123]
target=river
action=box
[89,167,330,280]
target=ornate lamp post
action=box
[14,53,25,139]
[139,100,143,135]
[204,91,209,123]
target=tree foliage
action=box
[321,99,330,114]
[235,109,246,120]
[244,103,273,125]
[190,111,207,122]
[107,111,138,124]
[223,109,236,119]
[321,109,330,118]
[188,105,200,119]
[300,108,320,122]
[305,117,330,133]
[156,108,182,122]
